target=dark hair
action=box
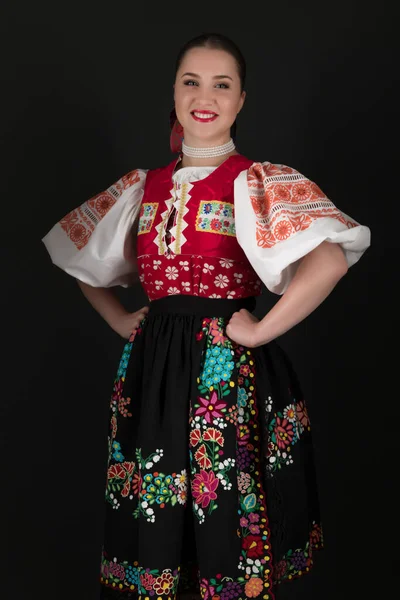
[175,32,246,91]
[174,33,246,141]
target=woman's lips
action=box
[191,110,218,123]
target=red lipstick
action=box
[191,110,218,123]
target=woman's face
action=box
[174,47,246,147]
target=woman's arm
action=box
[77,280,149,339]
[226,241,348,347]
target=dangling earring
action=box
[169,107,184,153]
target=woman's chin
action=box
[183,128,229,146]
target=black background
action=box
[1,2,396,599]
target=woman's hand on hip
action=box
[112,306,150,339]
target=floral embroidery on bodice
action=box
[136,156,262,301]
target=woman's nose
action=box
[194,88,216,106]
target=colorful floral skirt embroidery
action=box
[99,295,323,600]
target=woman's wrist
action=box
[252,321,271,347]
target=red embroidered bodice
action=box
[136,155,262,301]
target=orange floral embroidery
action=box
[292,181,312,202]
[244,577,263,597]
[274,220,292,240]
[87,191,116,217]
[274,184,291,202]
[122,169,140,189]
[248,162,358,249]
[59,169,140,250]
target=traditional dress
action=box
[42,154,370,600]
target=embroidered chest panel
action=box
[135,156,261,300]
[196,201,236,236]
[136,155,253,261]
[138,202,158,235]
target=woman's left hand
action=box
[226,309,262,348]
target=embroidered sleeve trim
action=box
[59,169,141,250]
[247,163,357,249]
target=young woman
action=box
[42,33,371,600]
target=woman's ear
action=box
[238,90,246,114]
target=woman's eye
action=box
[182,80,229,88]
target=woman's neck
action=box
[178,134,238,168]
[178,149,238,169]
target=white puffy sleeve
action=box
[234,161,371,294]
[42,168,148,287]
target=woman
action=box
[42,33,370,600]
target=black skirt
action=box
[99,295,322,600]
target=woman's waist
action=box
[136,253,259,275]
[137,254,262,302]
[148,294,257,317]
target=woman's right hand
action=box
[112,306,150,339]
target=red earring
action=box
[169,108,184,153]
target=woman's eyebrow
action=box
[181,72,233,81]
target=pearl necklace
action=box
[182,138,235,158]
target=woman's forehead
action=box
[177,47,238,76]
